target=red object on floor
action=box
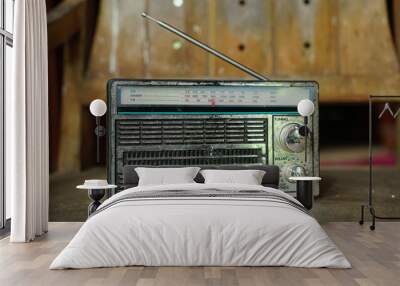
[321,152,395,167]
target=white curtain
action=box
[7,0,49,242]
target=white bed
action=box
[50,183,351,269]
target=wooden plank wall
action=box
[57,0,400,171]
[83,0,400,102]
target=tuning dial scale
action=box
[273,116,314,194]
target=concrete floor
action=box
[50,167,106,222]
[49,166,400,223]
[313,167,400,222]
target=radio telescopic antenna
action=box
[141,12,269,81]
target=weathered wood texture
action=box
[47,0,85,171]
[53,0,400,171]
[83,0,400,103]
[48,48,63,172]
[47,0,85,50]
[58,36,84,172]
[47,0,99,171]
[1,222,400,286]
[214,0,272,77]
[339,0,398,75]
[274,0,339,75]
[393,0,400,57]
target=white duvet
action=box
[50,183,351,269]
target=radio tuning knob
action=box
[279,123,305,153]
[284,165,306,182]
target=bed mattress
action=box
[50,183,350,269]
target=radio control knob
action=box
[284,165,306,182]
[279,123,305,153]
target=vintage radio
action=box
[107,80,319,195]
[106,14,319,196]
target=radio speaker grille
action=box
[115,118,268,186]
[117,118,267,145]
[116,148,265,186]
[123,148,262,165]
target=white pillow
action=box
[200,169,265,185]
[135,167,200,186]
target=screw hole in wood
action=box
[238,43,246,51]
